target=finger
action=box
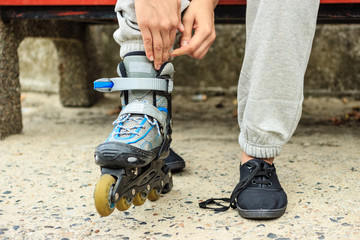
[169,46,188,57]
[177,22,184,33]
[177,1,184,32]
[151,30,163,70]
[170,18,195,57]
[189,29,215,59]
[171,29,203,57]
[141,27,154,61]
[190,39,213,59]
[179,15,194,48]
[161,30,171,62]
[169,28,177,52]
[173,22,216,58]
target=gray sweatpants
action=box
[113,0,319,159]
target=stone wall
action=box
[306,25,360,95]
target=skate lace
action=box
[144,115,162,135]
[112,113,161,137]
[199,161,275,211]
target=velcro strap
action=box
[120,102,166,128]
[94,77,173,93]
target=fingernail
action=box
[149,55,154,61]
[156,64,161,70]
[181,41,188,47]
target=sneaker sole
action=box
[237,205,287,219]
[165,160,185,172]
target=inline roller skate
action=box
[93,52,174,217]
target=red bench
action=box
[1,0,360,23]
[0,0,359,139]
[1,0,359,4]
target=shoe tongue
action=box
[123,55,157,78]
[121,55,155,105]
[120,54,170,123]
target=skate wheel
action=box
[94,174,116,217]
[116,196,132,211]
[133,192,147,206]
[148,188,161,201]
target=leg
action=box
[235,0,320,219]
[110,0,190,171]
[92,0,189,217]
[238,0,319,159]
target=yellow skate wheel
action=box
[148,188,161,201]
[116,196,132,211]
[94,174,116,217]
[133,192,147,206]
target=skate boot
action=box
[93,52,174,217]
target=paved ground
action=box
[0,92,359,240]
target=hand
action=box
[170,0,218,59]
[135,0,183,70]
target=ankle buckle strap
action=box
[94,77,173,93]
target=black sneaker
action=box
[199,159,287,219]
[235,159,287,219]
[164,148,185,172]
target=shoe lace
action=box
[112,113,161,138]
[199,161,275,211]
[144,115,161,135]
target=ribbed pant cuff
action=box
[239,140,282,159]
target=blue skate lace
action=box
[111,113,161,138]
